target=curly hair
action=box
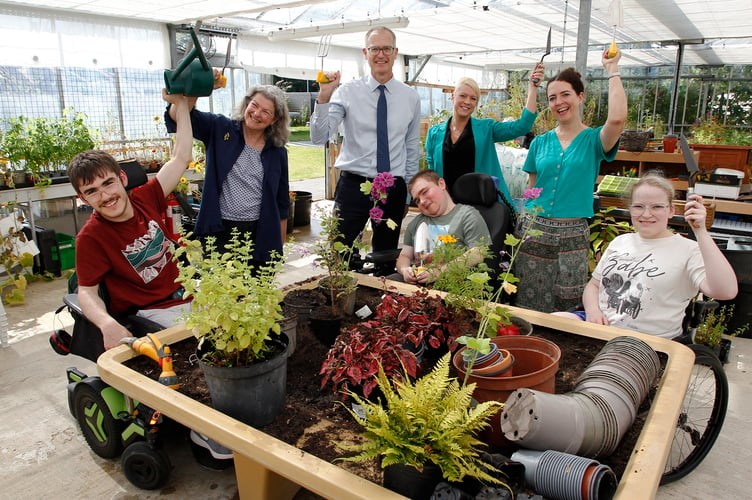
[231,85,290,148]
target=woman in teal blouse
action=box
[425,63,544,205]
[514,47,627,313]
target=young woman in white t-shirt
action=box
[555,173,737,338]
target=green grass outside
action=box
[287,135,324,183]
[289,125,311,143]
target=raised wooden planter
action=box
[96,274,695,500]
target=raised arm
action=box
[599,47,627,152]
[525,63,544,114]
[686,194,738,300]
[157,90,193,197]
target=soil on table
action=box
[125,285,666,498]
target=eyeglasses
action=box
[81,177,121,202]
[366,46,395,55]
[628,204,671,215]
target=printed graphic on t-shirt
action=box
[414,222,451,254]
[600,250,666,322]
[121,219,173,284]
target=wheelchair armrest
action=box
[126,315,168,338]
[63,294,83,317]
[364,248,402,265]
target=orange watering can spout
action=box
[164,26,215,97]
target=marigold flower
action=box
[437,234,457,244]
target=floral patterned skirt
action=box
[512,215,590,313]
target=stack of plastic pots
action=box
[500,336,660,459]
[511,449,618,500]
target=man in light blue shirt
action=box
[310,27,421,267]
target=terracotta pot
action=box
[453,335,561,448]
[456,348,515,377]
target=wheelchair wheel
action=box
[122,441,171,490]
[73,378,125,459]
[661,344,728,484]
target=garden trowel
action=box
[531,27,551,84]
[679,133,702,229]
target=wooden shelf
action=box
[601,150,699,180]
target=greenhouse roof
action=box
[3,0,752,70]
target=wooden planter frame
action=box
[97,274,694,499]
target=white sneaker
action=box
[190,430,233,460]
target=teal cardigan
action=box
[425,109,536,206]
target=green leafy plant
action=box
[0,211,34,305]
[174,229,285,367]
[312,206,358,313]
[338,353,509,488]
[694,303,749,347]
[690,115,752,146]
[447,188,544,379]
[0,109,96,187]
[428,234,493,305]
[588,206,634,273]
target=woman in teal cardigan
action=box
[425,64,543,205]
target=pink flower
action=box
[371,172,395,201]
[523,187,542,200]
[369,207,384,223]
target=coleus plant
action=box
[319,320,419,400]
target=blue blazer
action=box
[165,108,289,263]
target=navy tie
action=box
[376,84,390,173]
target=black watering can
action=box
[164,27,214,97]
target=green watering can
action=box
[164,27,214,97]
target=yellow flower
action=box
[437,234,457,244]
[502,282,518,295]
[179,177,187,184]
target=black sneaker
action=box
[50,329,72,355]
[190,430,233,460]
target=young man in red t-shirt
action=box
[68,90,193,352]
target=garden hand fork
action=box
[316,34,332,83]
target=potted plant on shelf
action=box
[693,302,749,364]
[338,353,510,500]
[0,109,96,188]
[174,229,289,427]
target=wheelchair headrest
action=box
[451,173,499,207]
[119,159,148,190]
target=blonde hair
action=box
[630,171,675,203]
[454,77,480,100]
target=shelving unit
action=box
[600,151,699,191]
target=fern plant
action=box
[338,353,508,487]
